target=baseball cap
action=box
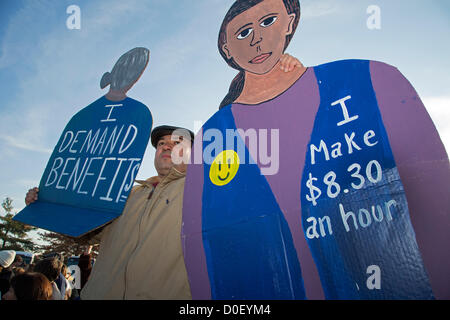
[151,125,194,148]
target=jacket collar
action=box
[135,167,185,189]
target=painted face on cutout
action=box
[222,0,296,75]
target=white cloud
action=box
[423,96,450,154]
[0,135,52,154]
[301,1,340,19]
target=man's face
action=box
[154,134,191,176]
[222,0,296,75]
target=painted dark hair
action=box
[100,47,150,91]
[218,0,301,109]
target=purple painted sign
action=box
[182,60,450,299]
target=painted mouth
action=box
[218,172,230,181]
[249,52,272,64]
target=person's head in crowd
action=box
[78,252,92,270]
[12,254,23,268]
[60,264,67,278]
[2,272,53,300]
[13,267,26,275]
[33,257,62,283]
[0,250,16,271]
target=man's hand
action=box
[25,187,39,206]
[279,53,304,73]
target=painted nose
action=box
[250,28,262,47]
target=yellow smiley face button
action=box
[209,150,240,186]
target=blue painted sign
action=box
[14,95,152,237]
[300,60,433,299]
[200,108,306,299]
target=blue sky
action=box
[0,0,449,244]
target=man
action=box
[26,125,194,299]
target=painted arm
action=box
[370,60,450,299]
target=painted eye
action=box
[260,16,277,27]
[237,27,253,40]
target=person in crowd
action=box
[58,263,72,300]
[62,262,78,299]
[2,272,53,300]
[0,250,16,298]
[33,257,64,300]
[12,254,23,269]
[78,246,93,291]
[26,263,35,272]
[13,267,26,276]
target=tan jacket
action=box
[80,168,191,300]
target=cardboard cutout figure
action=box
[182,0,450,300]
[14,47,152,238]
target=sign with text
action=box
[14,96,152,237]
[300,61,433,299]
[182,60,449,300]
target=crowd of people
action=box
[0,248,93,300]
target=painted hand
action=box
[279,53,304,73]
